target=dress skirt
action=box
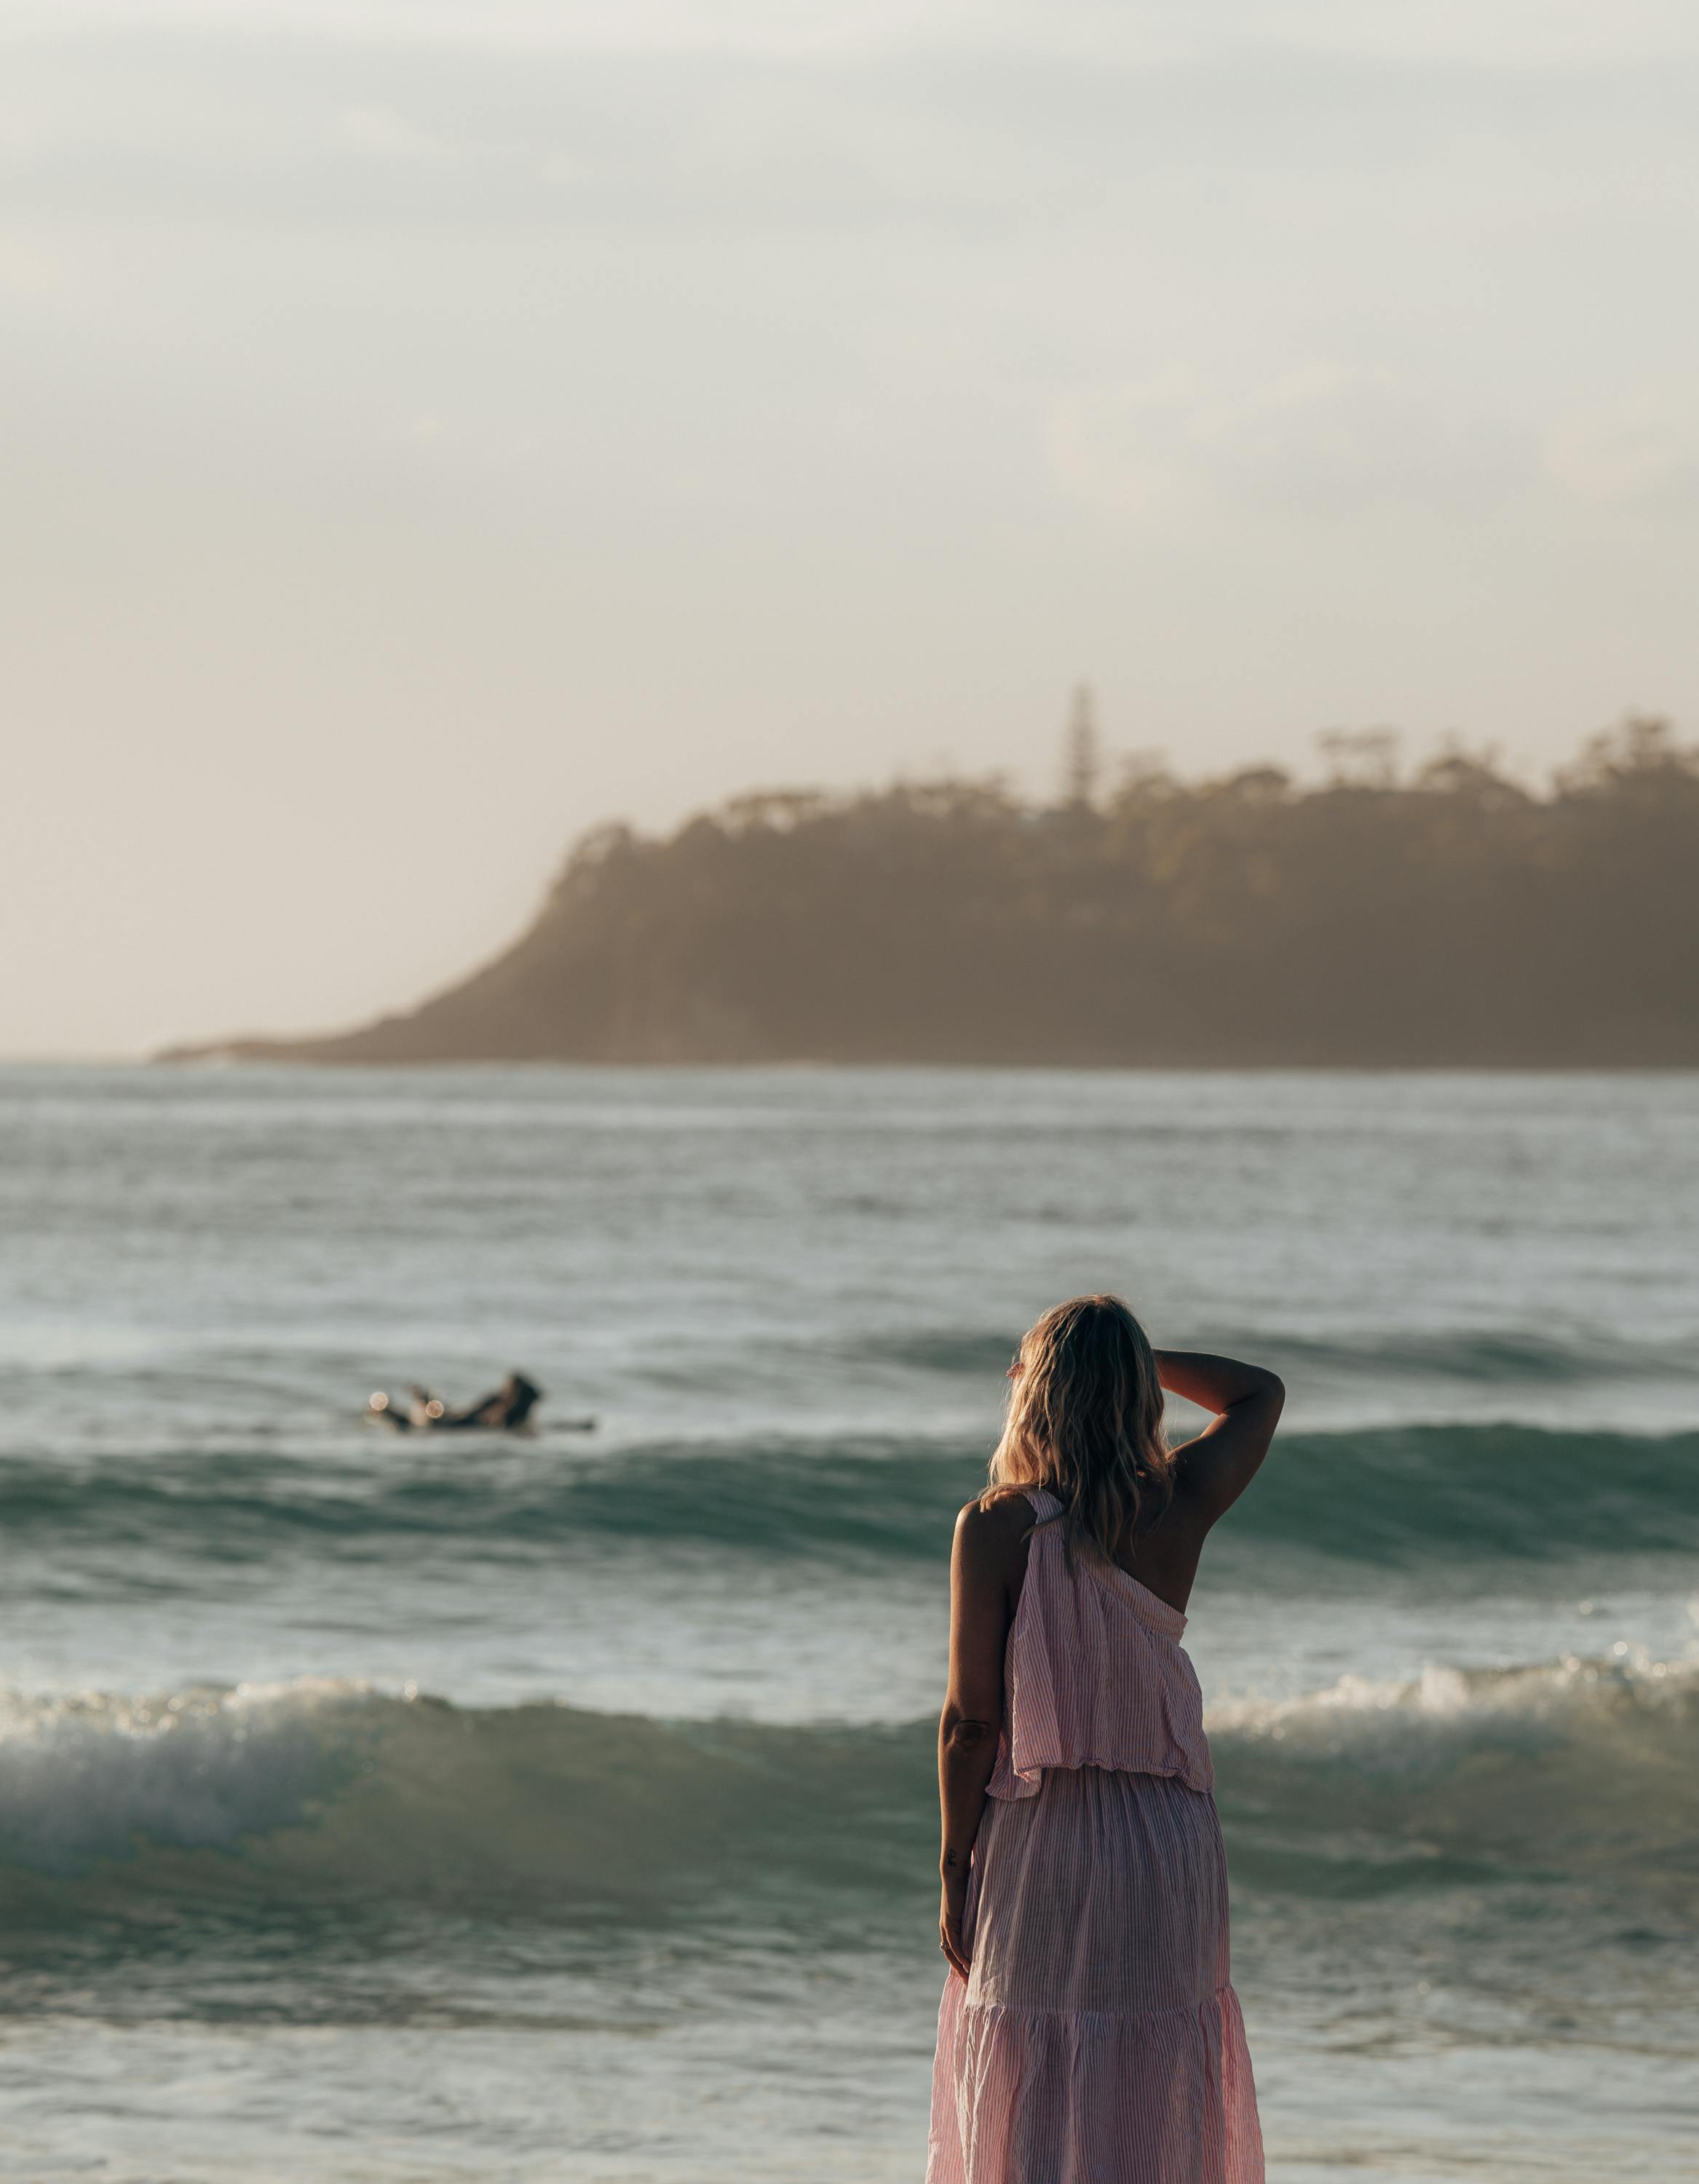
[927,1765,1263,2184]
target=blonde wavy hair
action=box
[986,1294,1173,1563]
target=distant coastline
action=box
[162,719,1699,1069]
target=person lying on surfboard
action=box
[364,1372,564,1433]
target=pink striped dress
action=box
[927,1487,1264,2184]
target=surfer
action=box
[365,1372,545,1432]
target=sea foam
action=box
[3,1650,1695,1926]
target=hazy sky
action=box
[5,0,1698,1053]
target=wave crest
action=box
[1211,1651,1699,1894]
[4,1651,1696,1937]
[4,1424,1695,1572]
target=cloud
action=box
[1047,368,1535,521]
[1545,392,1699,510]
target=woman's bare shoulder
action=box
[952,1489,1035,1581]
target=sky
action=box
[4,1,1698,1054]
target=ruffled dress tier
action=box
[927,1488,1263,2184]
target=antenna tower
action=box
[1063,684,1101,809]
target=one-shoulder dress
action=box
[927,1487,1263,2184]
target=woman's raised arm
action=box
[1157,1349,1286,1530]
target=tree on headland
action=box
[1315,727,1399,788]
[166,719,1699,1068]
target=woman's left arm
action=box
[937,1498,1023,1979]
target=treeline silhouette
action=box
[190,717,1699,1066]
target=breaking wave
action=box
[4,1651,1695,1939]
[4,1423,1695,1572]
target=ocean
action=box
[1,1064,1695,2182]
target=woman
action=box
[927,1294,1283,2184]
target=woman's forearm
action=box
[938,1706,999,1881]
[1155,1348,1285,1415]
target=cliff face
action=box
[169,722,1699,1067]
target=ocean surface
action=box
[1,1064,1696,2182]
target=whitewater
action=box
[1,1065,1695,2180]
